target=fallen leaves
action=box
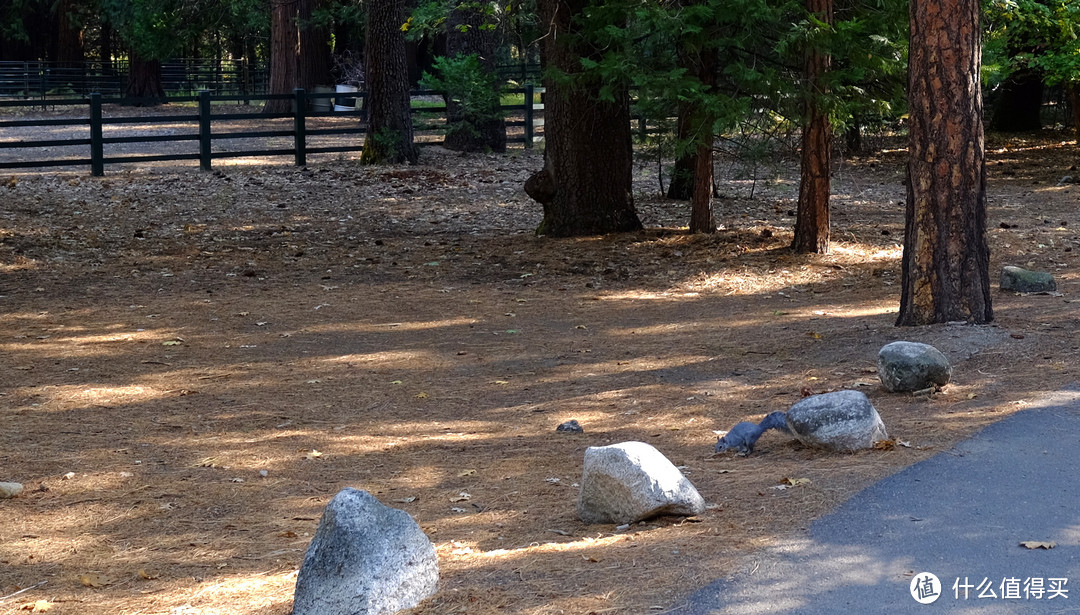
[302,450,323,460]
[1020,541,1056,550]
[20,601,52,612]
[78,573,114,588]
[872,439,913,451]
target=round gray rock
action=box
[877,341,951,393]
[577,441,705,525]
[786,390,888,452]
[293,488,438,615]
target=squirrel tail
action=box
[759,411,791,434]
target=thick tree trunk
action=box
[360,0,417,164]
[100,20,114,75]
[55,0,84,67]
[898,0,992,325]
[298,0,332,90]
[525,0,642,237]
[792,0,833,254]
[689,46,717,234]
[265,0,299,114]
[666,104,695,200]
[125,55,165,104]
[1068,83,1080,139]
[443,2,506,153]
[989,70,1043,132]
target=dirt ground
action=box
[3,129,1080,615]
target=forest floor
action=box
[3,126,1080,615]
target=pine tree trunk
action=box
[792,0,832,254]
[898,0,992,325]
[298,0,332,90]
[55,0,84,68]
[443,2,506,153]
[100,20,114,75]
[525,0,642,237]
[666,103,694,201]
[126,55,165,104]
[1068,83,1080,139]
[689,46,717,234]
[265,0,299,114]
[360,0,417,164]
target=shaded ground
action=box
[2,131,1080,614]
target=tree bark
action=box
[55,0,84,68]
[689,45,717,234]
[1068,83,1080,139]
[265,0,299,114]
[525,0,642,237]
[298,0,332,90]
[360,0,417,164]
[792,0,833,254]
[666,103,694,201]
[443,1,506,152]
[898,0,992,325]
[126,54,165,103]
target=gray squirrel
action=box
[714,411,791,455]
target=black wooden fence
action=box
[0,86,542,176]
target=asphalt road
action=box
[673,387,1080,614]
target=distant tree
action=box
[298,0,332,90]
[265,0,299,113]
[361,0,418,163]
[101,0,186,101]
[442,1,505,152]
[792,0,833,253]
[898,0,992,325]
[55,0,85,67]
[686,32,717,234]
[524,0,642,236]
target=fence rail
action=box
[0,59,542,102]
[0,59,269,102]
[0,86,544,176]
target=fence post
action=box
[294,88,307,167]
[90,93,104,176]
[199,90,213,171]
[241,58,250,106]
[523,84,534,149]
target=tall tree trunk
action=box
[126,54,165,104]
[100,19,114,75]
[265,0,299,114]
[1068,82,1080,139]
[360,0,417,164]
[443,1,506,153]
[792,0,833,254]
[666,103,695,201]
[55,0,84,68]
[524,0,642,237]
[298,0,332,90]
[689,45,717,234]
[898,0,992,325]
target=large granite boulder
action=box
[878,341,952,393]
[293,488,438,615]
[577,441,705,525]
[786,390,888,452]
[1000,265,1056,293]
